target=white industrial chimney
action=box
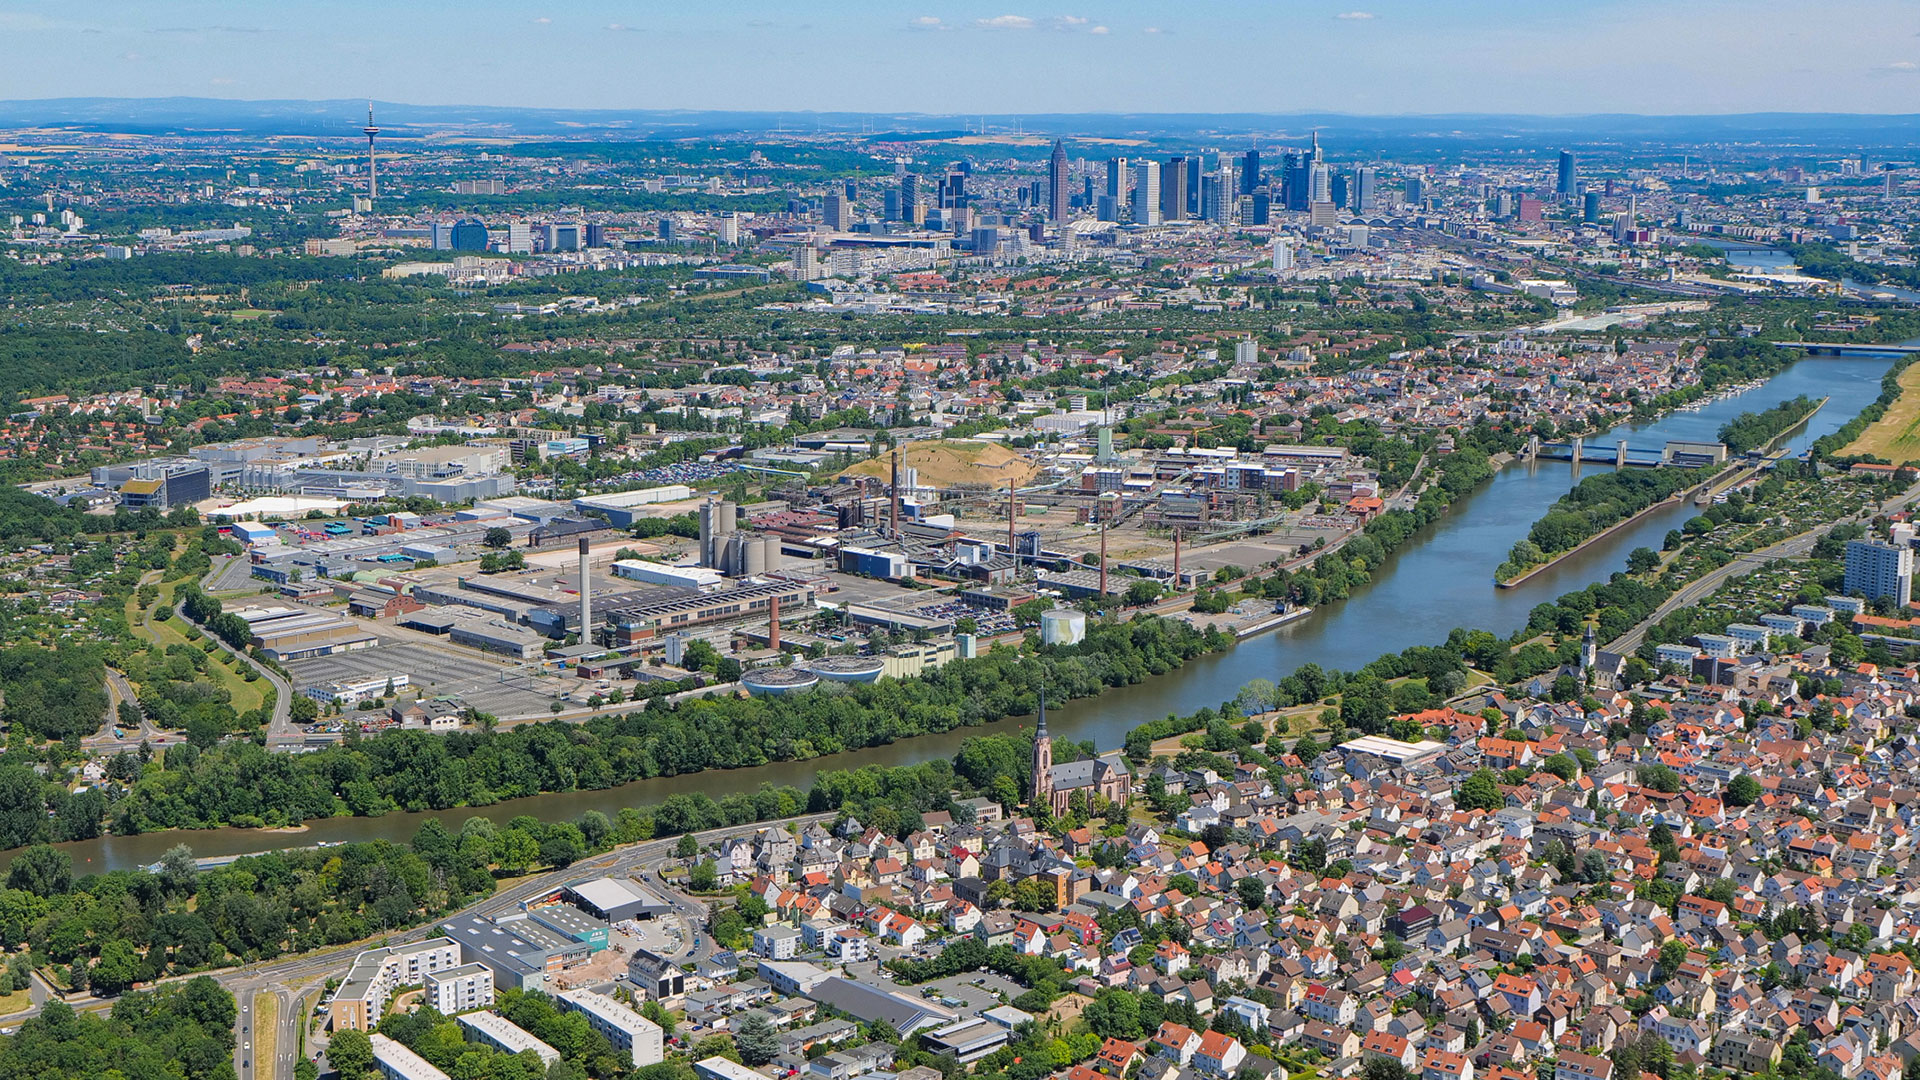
[578,537,592,646]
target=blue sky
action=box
[1,1,1916,115]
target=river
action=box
[36,352,1902,875]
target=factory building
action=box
[229,605,378,661]
[446,615,548,659]
[570,485,694,527]
[604,580,814,645]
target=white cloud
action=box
[534,16,552,24]
[1090,24,1109,34]
[605,22,639,31]
[1885,60,1919,72]
[909,15,944,29]
[1335,11,1376,19]
[1142,26,1165,34]
[975,14,1036,30]
[1052,15,1089,29]
[209,77,234,85]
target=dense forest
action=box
[0,977,233,1080]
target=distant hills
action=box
[3,97,1920,150]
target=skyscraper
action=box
[900,174,920,221]
[1106,157,1128,200]
[1186,156,1202,216]
[1240,149,1262,195]
[1285,156,1313,212]
[1355,168,1378,212]
[1132,161,1161,225]
[1309,163,1331,205]
[1048,139,1069,222]
[1846,539,1914,606]
[1404,177,1426,207]
[1161,158,1188,222]
[823,193,852,231]
[1557,150,1577,198]
[1583,192,1602,224]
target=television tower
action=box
[362,102,381,202]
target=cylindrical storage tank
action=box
[762,536,782,573]
[742,667,820,696]
[718,501,737,535]
[807,656,885,684]
[698,502,714,564]
[724,533,750,576]
[744,535,768,577]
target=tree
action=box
[1236,877,1267,912]
[1457,769,1505,812]
[1627,547,1660,574]
[1541,753,1579,781]
[1637,764,1682,794]
[689,859,718,892]
[1012,877,1059,913]
[1126,579,1164,606]
[91,938,141,995]
[484,527,513,548]
[1726,774,1762,807]
[676,834,700,859]
[6,844,71,895]
[330,1028,376,1080]
[735,1012,781,1065]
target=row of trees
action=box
[1499,467,1700,581]
[103,616,1225,833]
[1718,394,1819,455]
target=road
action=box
[202,554,260,594]
[205,813,827,1079]
[171,592,299,749]
[1608,481,1920,654]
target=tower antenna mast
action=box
[362,102,381,202]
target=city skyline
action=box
[1,0,1918,117]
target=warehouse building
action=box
[605,580,814,644]
[442,909,599,990]
[446,615,548,659]
[571,485,695,527]
[230,606,379,661]
[561,877,672,922]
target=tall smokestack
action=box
[769,595,781,652]
[890,449,901,536]
[1173,529,1181,591]
[578,537,592,647]
[1099,511,1108,599]
[1008,482,1017,566]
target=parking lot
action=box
[287,641,560,717]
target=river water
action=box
[38,353,1901,875]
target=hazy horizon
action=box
[1,0,1916,117]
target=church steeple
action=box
[1030,684,1054,808]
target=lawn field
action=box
[1841,363,1920,464]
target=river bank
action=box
[1495,490,1688,589]
[15,352,1905,876]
